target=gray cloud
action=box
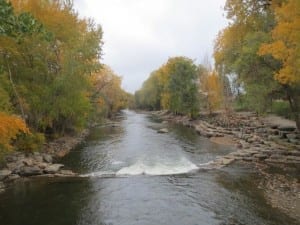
[73,0,227,93]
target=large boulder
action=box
[19,166,43,176]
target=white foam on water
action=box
[80,170,116,178]
[116,158,198,176]
[197,161,214,167]
[111,160,124,165]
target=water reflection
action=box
[0,178,92,225]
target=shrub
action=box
[15,132,45,152]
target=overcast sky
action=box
[73,0,228,93]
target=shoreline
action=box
[151,110,300,168]
[0,129,90,193]
[151,110,300,221]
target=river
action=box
[0,110,297,225]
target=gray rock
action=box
[43,154,53,163]
[0,181,5,190]
[278,126,296,132]
[6,161,24,172]
[267,135,281,141]
[286,156,300,161]
[33,155,44,163]
[279,131,291,139]
[269,154,284,159]
[242,157,254,162]
[268,129,279,135]
[265,158,287,164]
[37,162,49,169]
[5,155,17,163]
[59,170,75,176]
[7,174,20,181]
[17,154,25,160]
[0,169,12,181]
[270,124,278,129]
[288,150,300,157]
[19,166,43,176]
[22,158,33,166]
[44,164,64,174]
[33,152,41,156]
[221,158,235,165]
[253,153,268,160]
[288,139,300,145]
[158,128,169,133]
[286,133,299,140]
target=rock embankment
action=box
[154,111,300,168]
[0,129,89,193]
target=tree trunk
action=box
[286,86,300,131]
[5,57,26,119]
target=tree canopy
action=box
[0,0,128,154]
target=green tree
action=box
[5,0,102,134]
[166,57,199,117]
[135,56,200,118]
[259,0,300,129]
[214,0,283,113]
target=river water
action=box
[0,110,297,225]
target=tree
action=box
[259,0,300,129]
[0,112,29,151]
[200,70,223,113]
[1,0,103,134]
[214,0,283,113]
[166,57,199,117]
[135,56,199,118]
[90,65,129,118]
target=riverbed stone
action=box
[5,155,17,163]
[36,162,49,169]
[221,158,235,165]
[44,164,64,174]
[0,181,5,191]
[253,153,268,160]
[22,158,34,166]
[59,170,75,176]
[6,161,24,172]
[158,128,169,133]
[43,154,53,163]
[33,155,44,163]
[0,169,12,181]
[17,154,26,160]
[288,150,300,157]
[278,126,296,132]
[19,166,43,176]
[7,174,20,181]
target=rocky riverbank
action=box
[0,129,89,193]
[152,110,300,221]
[153,110,300,167]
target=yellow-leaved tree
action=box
[201,71,223,114]
[259,0,300,129]
[0,112,29,151]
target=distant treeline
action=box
[135,0,300,130]
[0,0,131,153]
